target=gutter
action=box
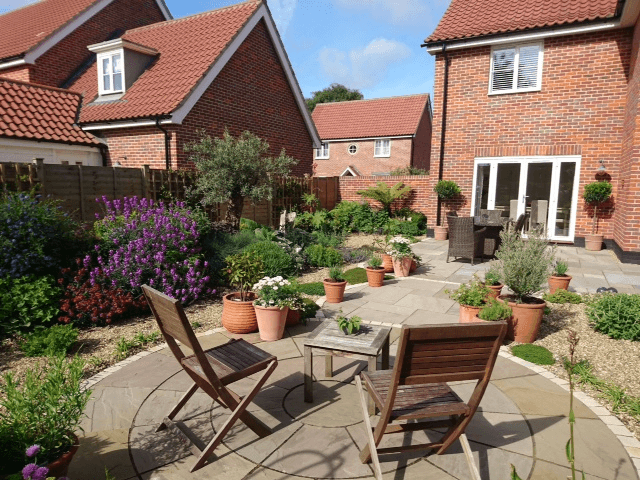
[155,118,171,170]
[436,45,450,227]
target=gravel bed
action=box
[532,303,640,438]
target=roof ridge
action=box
[0,77,82,98]
[123,0,261,36]
[314,93,429,108]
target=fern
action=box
[357,182,412,214]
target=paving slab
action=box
[68,428,136,480]
[402,310,459,326]
[394,293,455,313]
[133,389,213,427]
[348,306,410,324]
[97,353,181,388]
[284,380,361,428]
[82,386,153,432]
[257,336,302,361]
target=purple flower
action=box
[31,467,49,480]
[22,464,38,479]
[25,444,40,458]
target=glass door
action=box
[522,162,553,235]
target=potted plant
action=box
[323,266,347,303]
[495,226,555,343]
[447,276,491,323]
[0,356,91,478]
[410,253,421,273]
[336,311,362,335]
[222,251,264,334]
[433,180,461,240]
[387,236,413,277]
[285,291,305,326]
[484,266,504,299]
[253,276,294,341]
[583,181,612,251]
[365,255,386,287]
[374,237,395,273]
[476,298,513,323]
[548,260,572,294]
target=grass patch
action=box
[511,344,555,365]
[344,267,368,285]
[566,359,640,419]
[296,282,325,296]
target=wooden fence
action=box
[0,159,339,226]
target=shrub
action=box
[342,248,371,264]
[587,293,640,340]
[329,201,360,232]
[295,282,325,296]
[300,298,320,319]
[511,344,555,365]
[0,192,82,279]
[92,196,210,304]
[343,267,368,285]
[543,290,583,304]
[394,208,427,231]
[282,227,314,250]
[224,251,264,300]
[478,299,512,321]
[357,182,412,215]
[20,324,78,357]
[368,255,383,269]
[553,260,569,276]
[329,266,345,282]
[447,278,490,307]
[0,275,61,336]
[311,231,344,248]
[484,267,502,286]
[58,260,148,328]
[240,218,262,231]
[350,203,390,233]
[433,180,461,201]
[243,241,297,278]
[305,244,343,267]
[294,210,331,232]
[203,229,261,282]
[389,166,429,176]
[0,356,91,473]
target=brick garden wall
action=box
[429,29,631,240]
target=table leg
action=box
[325,354,333,378]
[304,346,313,403]
[367,355,376,416]
[381,337,390,371]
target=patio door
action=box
[471,156,581,241]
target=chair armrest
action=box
[473,227,486,243]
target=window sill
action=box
[315,157,329,160]
[373,154,391,158]
[488,87,541,96]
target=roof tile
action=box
[311,94,430,140]
[426,0,619,43]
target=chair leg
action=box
[156,382,199,433]
[355,376,382,480]
[459,433,481,480]
[190,360,277,472]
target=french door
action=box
[471,156,581,241]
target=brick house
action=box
[311,94,432,177]
[424,0,640,262]
[0,0,319,173]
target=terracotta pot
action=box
[584,233,604,251]
[499,296,545,343]
[472,315,488,323]
[381,254,394,273]
[323,279,347,303]
[46,433,79,477]
[486,283,504,299]
[366,267,385,287]
[286,308,301,326]
[459,304,482,323]
[410,259,417,272]
[392,257,412,277]
[548,275,572,294]
[255,304,288,341]
[222,292,258,334]
[434,225,448,241]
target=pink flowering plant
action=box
[90,196,212,304]
[252,276,296,308]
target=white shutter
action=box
[517,45,540,89]
[491,48,515,92]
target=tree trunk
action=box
[592,204,598,235]
[225,196,244,229]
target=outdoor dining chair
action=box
[142,285,278,472]
[354,322,507,480]
[446,215,486,265]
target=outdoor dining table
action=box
[473,215,507,257]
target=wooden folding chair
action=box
[142,285,278,472]
[355,322,507,480]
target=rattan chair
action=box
[446,216,486,265]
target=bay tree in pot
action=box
[433,180,461,240]
[583,181,612,251]
[222,251,264,334]
[495,226,555,343]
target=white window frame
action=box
[488,42,543,95]
[374,139,391,158]
[347,143,358,155]
[97,49,125,95]
[315,142,330,159]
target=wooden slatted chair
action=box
[354,322,507,480]
[142,285,278,472]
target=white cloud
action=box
[319,38,411,90]
[267,0,297,35]
[333,0,447,27]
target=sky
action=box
[1,0,451,100]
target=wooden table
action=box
[303,321,391,415]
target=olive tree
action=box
[186,129,297,228]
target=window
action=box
[348,144,358,155]
[374,139,390,157]
[489,43,542,94]
[315,143,329,159]
[98,51,123,95]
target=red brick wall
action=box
[30,0,165,88]
[100,125,170,168]
[429,30,631,239]
[338,175,431,217]
[412,104,432,172]
[314,138,413,176]
[176,19,313,175]
[0,65,32,82]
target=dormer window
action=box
[99,51,123,94]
